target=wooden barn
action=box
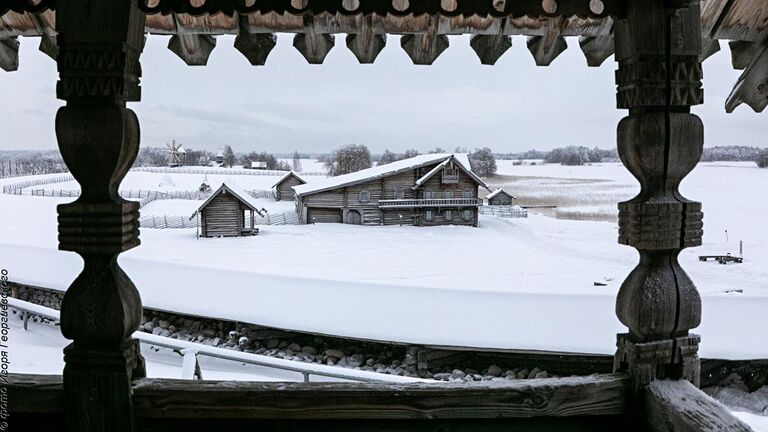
[190,184,263,237]
[273,171,306,201]
[293,154,490,227]
[486,188,516,206]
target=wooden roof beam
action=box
[168,33,217,65]
[0,37,19,71]
[293,16,335,64]
[578,34,613,67]
[345,15,386,64]
[401,16,448,65]
[725,42,768,113]
[234,32,277,66]
[470,34,512,65]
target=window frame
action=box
[359,190,370,203]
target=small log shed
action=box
[190,183,264,237]
[272,171,306,201]
[485,188,516,206]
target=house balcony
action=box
[378,198,483,208]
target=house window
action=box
[424,190,434,199]
[445,210,453,221]
[394,186,405,199]
[425,210,434,221]
[359,190,370,203]
[462,188,471,198]
[444,190,453,199]
[462,209,472,221]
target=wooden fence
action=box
[479,205,529,218]
[132,166,326,177]
[2,174,75,194]
[140,211,300,229]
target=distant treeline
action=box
[498,145,768,167]
[0,150,68,178]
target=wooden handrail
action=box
[378,198,483,208]
[131,373,629,420]
[645,380,753,432]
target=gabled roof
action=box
[190,183,265,219]
[293,153,484,197]
[486,188,516,200]
[272,171,306,189]
[413,155,491,192]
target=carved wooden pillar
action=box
[55,1,146,431]
[612,0,704,403]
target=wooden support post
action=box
[0,37,19,72]
[612,0,704,412]
[55,0,146,431]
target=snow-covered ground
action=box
[1,162,766,360]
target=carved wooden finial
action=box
[401,33,449,65]
[579,35,613,67]
[527,34,567,66]
[293,31,335,64]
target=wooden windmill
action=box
[166,140,186,167]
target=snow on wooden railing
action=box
[10,298,426,384]
[378,198,483,208]
[479,205,528,218]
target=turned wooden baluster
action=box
[55,1,146,431]
[613,0,705,404]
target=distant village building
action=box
[273,171,306,201]
[211,151,225,168]
[292,154,490,226]
[486,188,516,206]
[250,161,268,170]
[190,184,264,237]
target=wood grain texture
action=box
[132,373,629,420]
[645,380,754,432]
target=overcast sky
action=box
[0,34,765,154]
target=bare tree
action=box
[292,150,303,172]
[325,144,372,176]
[468,147,497,177]
[378,149,399,165]
[222,145,236,168]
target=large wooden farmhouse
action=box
[190,184,264,237]
[293,154,489,226]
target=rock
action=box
[266,339,280,349]
[528,367,541,379]
[348,354,365,368]
[238,336,250,348]
[451,369,466,380]
[301,346,318,355]
[278,341,290,349]
[433,373,451,381]
[143,322,155,332]
[202,329,216,338]
[228,331,240,340]
[487,365,502,377]
[534,371,548,379]
[287,343,301,352]
[158,320,170,330]
[517,369,530,379]
[160,329,171,338]
[325,349,345,359]
[152,327,163,336]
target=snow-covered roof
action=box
[271,171,306,189]
[176,146,186,153]
[190,183,265,219]
[293,153,484,197]
[486,188,516,200]
[413,155,491,191]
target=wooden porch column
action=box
[613,0,704,405]
[55,1,146,431]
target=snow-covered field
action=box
[2,162,767,361]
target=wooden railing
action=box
[378,198,483,208]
